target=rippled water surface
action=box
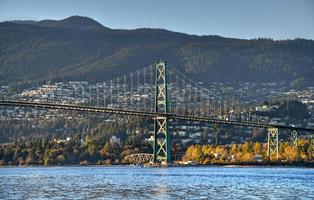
[0,166,313,199]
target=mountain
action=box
[36,16,110,30]
[0,16,314,87]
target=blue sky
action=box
[0,0,313,40]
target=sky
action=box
[0,0,313,40]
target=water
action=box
[0,166,313,200]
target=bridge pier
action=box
[290,130,298,148]
[153,60,171,164]
[267,128,279,159]
[154,116,171,163]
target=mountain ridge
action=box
[6,16,312,41]
[1,16,314,87]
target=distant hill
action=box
[36,16,110,30]
[256,100,310,120]
[1,16,314,87]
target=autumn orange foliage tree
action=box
[183,139,313,164]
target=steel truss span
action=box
[125,153,154,164]
[1,100,313,132]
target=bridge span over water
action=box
[1,61,314,164]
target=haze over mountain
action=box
[0,16,313,87]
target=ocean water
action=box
[0,166,313,199]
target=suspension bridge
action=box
[0,60,314,164]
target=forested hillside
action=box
[1,16,314,86]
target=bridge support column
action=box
[153,60,171,164]
[267,128,279,159]
[154,116,171,163]
[290,130,298,148]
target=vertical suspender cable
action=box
[82,85,85,106]
[89,85,92,106]
[137,70,140,110]
[131,74,133,109]
[124,75,127,109]
[103,82,106,107]
[117,78,120,108]
[110,80,113,108]
[96,83,99,107]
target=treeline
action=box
[1,137,313,166]
[183,140,314,164]
[0,115,155,166]
[0,135,151,166]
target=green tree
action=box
[87,143,97,156]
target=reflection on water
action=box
[0,166,313,199]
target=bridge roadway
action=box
[1,100,314,132]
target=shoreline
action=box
[1,162,314,168]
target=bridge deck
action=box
[1,100,314,132]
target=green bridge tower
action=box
[153,60,171,164]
